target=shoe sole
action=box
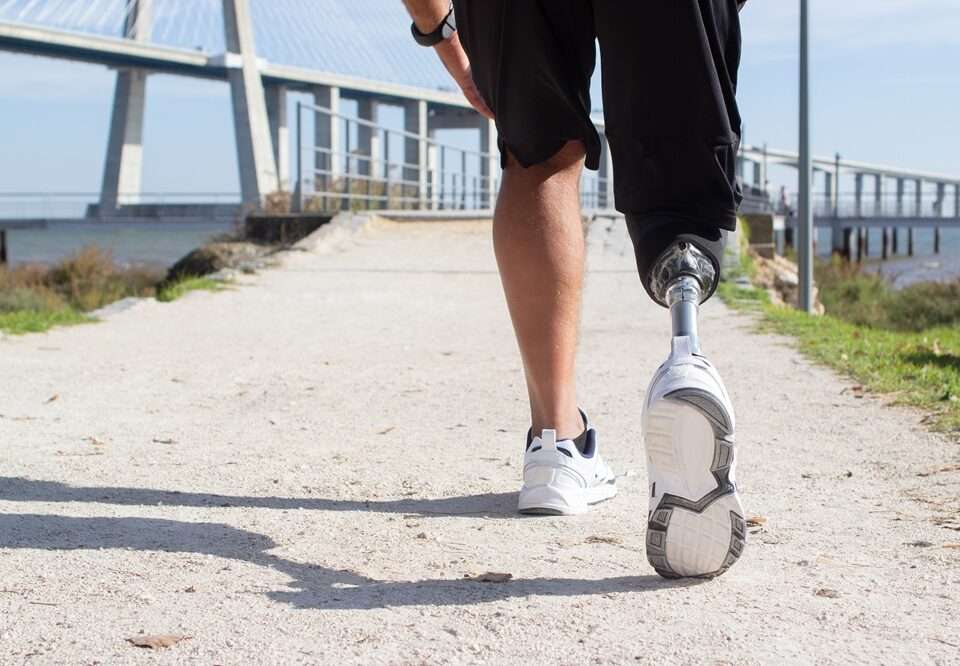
[644,387,745,578]
[518,481,617,516]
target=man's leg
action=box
[454,0,615,516]
[594,0,746,578]
[493,141,587,440]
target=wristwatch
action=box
[411,5,456,47]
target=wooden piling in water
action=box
[934,227,941,254]
[908,228,914,256]
[881,228,889,260]
[0,230,6,265]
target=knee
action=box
[505,140,586,183]
[539,140,587,174]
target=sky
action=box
[1,0,958,198]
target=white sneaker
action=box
[518,416,617,515]
[642,336,745,578]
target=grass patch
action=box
[156,275,225,303]
[718,260,960,433]
[2,246,233,335]
[0,308,90,335]
[816,258,960,331]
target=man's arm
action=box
[401,1,494,119]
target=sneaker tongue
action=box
[536,429,557,450]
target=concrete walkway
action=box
[1,216,957,665]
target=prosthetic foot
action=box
[641,241,745,578]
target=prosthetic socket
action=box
[648,241,718,352]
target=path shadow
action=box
[0,477,516,518]
[0,513,699,610]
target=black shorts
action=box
[453,0,745,300]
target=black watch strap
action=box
[411,6,456,47]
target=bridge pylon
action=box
[99,0,152,214]
[222,0,279,207]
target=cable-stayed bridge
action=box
[0,0,958,259]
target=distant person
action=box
[403,0,747,578]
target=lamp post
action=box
[797,0,814,312]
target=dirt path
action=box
[1,216,957,665]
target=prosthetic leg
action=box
[641,241,745,579]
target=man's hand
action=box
[402,0,494,120]
[434,32,494,120]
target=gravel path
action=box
[1,215,958,665]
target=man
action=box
[402,0,746,579]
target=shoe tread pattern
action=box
[646,387,744,578]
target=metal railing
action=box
[778,192,960,219]
[293,102,611,214]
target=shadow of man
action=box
[1,484,701,610]
[0,476,517,518]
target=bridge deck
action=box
[0,21,471,108]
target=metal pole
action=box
[935,182,945,253]
[797,0,814,313]
[832,152,844,257]
[833,153,841,218]
[293,101,303,213]
[762,143,769,198]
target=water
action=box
[3,219,957,287]
[815,226,960,288]
[4,219,238,268]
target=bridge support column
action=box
[935,182,945,254]
[404,99,428,209]
[100,0,152,214]
[892,178,905,255]
[854,173,863,217]
[265,84,289,192]
[854,173,865,260]
[875,174,890,260]
[223,0,278,207]
[479,117,498,210]
[912,178,922,257]
[826,169,843,255]
[760,144,770,198]
[313,85,341,203]
[356,98,381,179]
